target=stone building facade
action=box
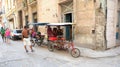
[0,0,2,26]
[2,0,120,50]
[2,0,16,29]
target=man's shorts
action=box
[23,38,31,46]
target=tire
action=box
[39,39,44,46]
[36,39,43,46]
[56,43,61,50]
[32,43,35,47]
[11,36,15,40]
[70,48,80,58]
[36,42,42,46]
[48,41,54,51]
[30,40,35,47]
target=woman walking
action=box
[0,27,6,42]
[5,28,11,44]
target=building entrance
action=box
[33,12,37,32]
[65,13,72,40]
[60,0,73,40]
[18,10,23,29]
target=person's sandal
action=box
[31,50,34,52]
[26,50,28,53]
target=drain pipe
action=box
[104,0,107,50]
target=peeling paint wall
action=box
[37,0,59,23]
[37,0,59,34]
[74,0,108,50]
[74,0,96,49]
[94,0,107,50]
[117,0,120,40]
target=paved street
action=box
[0,37,120,67]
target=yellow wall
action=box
[37,0,59,23]
[74,0,96,49]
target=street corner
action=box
[77,46,120,58]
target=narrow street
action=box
[0,0,119,67]
[0,36,119,67]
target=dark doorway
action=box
[18,10,23,29]
[25,15,29,28]
[65,13,72,40]
[65,13,72,22]
[116,11,120,39]
[33,12,37,32]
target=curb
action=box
[77,46,120,58]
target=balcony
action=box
[29,0,37,6]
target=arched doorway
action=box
[60,0,73,40]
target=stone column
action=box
[28,6,33,23]
[95,2,107,50]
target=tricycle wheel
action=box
[48,41,54,51]
[70,48,80,58]
[32,43,35,47]
[36,42,42,46]
[30,40,35,47]
[39,39,44,46]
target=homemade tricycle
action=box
[47,23,80,58]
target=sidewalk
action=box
[78,46,120,58]
[33,37,120,58]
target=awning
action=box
[47,23,75,26]
[28,22,49,26]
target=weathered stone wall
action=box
[95,8,106,50]
[117,0,120,40]
[37,0,59,34]
[16,0,23,29]
[94,0,107,50]
[118,0,120,10]
[106,0,117,48]
[37,0,59,23]
[74,0,96,49]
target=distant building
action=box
[2,0,16,29]
[0,0,2,27]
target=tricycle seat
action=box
[49,37,57,41]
